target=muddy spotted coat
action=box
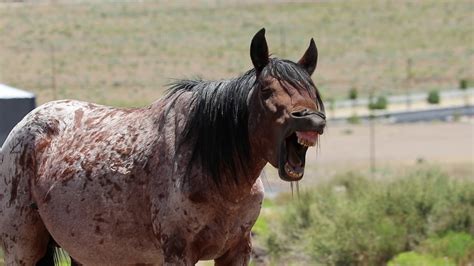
[0,96,264,265]
[0,28,324,265]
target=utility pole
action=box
[405,58,412,110]
[368,90,376,176]
[369,110,375,175]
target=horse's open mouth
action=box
[278,131,319,181]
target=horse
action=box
[0,28,325,265]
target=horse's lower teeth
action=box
[285,163,303,178]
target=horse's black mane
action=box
[166,58,320,186]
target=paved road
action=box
[328,89,474,123]
[334,88,473,108]
[331,105,474,124]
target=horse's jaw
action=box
[277,132,307,181]
[276,109,324,181]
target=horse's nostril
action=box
[291,110,306,117]
[292,109,325,119]
[292,109,312,117]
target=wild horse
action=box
[0,28,325,265]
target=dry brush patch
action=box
[254,166,474,265]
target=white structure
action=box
[0,84,36,146]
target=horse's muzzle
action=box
[290,109,326,134]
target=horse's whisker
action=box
[296,181,300,199]
[261,170,272,193]
[290,181,294,199]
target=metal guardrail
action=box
[330,105,474,124]
[333,88,474,108]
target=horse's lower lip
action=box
[277,132,307,181]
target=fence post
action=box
[405,58,412,110]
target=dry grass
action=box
[0,0,472,107]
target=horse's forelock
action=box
[262,58,324,113]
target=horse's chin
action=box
[277,131,318,182]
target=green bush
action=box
[349,87,358,100]
[388,232,474,266]
[252,214,269,236]
[388,251,455,266]
[347,114,360,124]
[459,79,468,90]
[418,232,474,264]
[368,95,388,110]
[265,233,283,258]
[260,168,474,265]
[427,90,440,104]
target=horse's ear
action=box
[298,38,318,76]
[250,28,269,74]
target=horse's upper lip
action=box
[290,110,326,135]
[295,131,318,147]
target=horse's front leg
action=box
[214,234,252,266]
[160,232,197,266]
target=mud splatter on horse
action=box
[0,28,325,265]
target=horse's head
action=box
[248,28,326,182]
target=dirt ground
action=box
[262,120,474,195]
[316,121,473,164]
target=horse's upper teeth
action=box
[297,137,314,147]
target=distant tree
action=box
[348,87,358,116]
[427,90,440,105]
[459,79,468,90]
[349,87,358,101]
[459,79,470,106]
[367,94,388,175]
[367,92,376,175]
[327,97,336,119]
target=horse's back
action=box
[31,100,170,264]
[0,99,123,217]
[14,98,158,204]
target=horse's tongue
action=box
[296,131,318,143]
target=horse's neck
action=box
[182,158,266,204]
[150,93,267,202]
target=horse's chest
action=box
[196,213,253,258]
[179,195,263,259]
